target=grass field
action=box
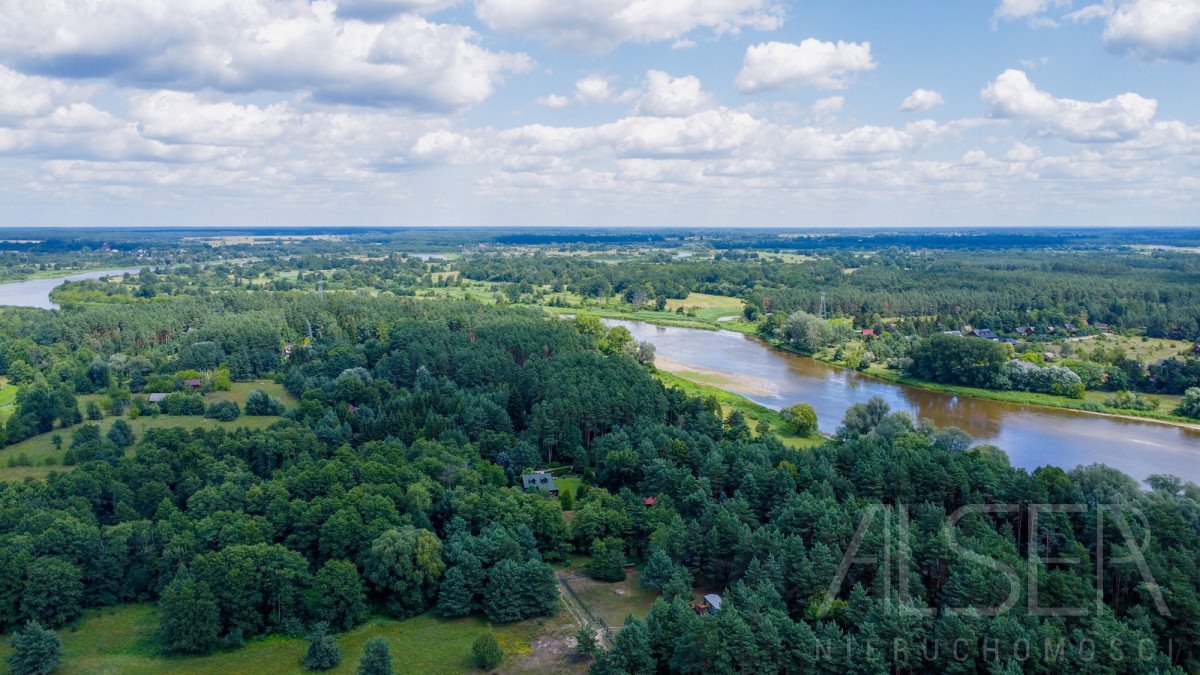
[653,370,824,449]
[1070,333,1195,364]
[205,380,297,406]
[0,604,581,675]
[0,376,14,423]
[662,293,745,322]
[0,379,291,481]
[557,476,582,500]
[564,570,660,633]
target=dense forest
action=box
[2,230,1200,673]
[0,288,1197,673]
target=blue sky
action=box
[0,0,1197,228]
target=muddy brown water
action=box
[605,319,1200,483]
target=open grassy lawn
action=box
[205,379,297,406]
[1,378,293,480]
[0,376,14,423]
[1071,333,1195,364]
[557,476,582,500]
[564,570,660,633]
[653,370,824,449]
[0,413,283,482]
[0,604,580,675]
[662,293,745,322]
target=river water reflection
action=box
[606,319,1200,483]
[0,269,142,310]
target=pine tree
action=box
[436,566,475,618]
[574,624,598,660]
[639,549,676,592]
[356,637,393,675]
[608,615,654,675]
[7,621,61,675]
[303,623,341,671]
[482,560,523,622]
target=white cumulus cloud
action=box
[129,91,287,146]
[0,0,529,111]
[994,0,1071,25]
[900,89,945,112]
[636,71,713,116]
[735,39,877,93]
[333,0,461,20]
[475,0,782,51]
[1104,0,1200,62]
[0,66,81,120]
[982,69,1157,142]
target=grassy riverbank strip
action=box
[653,370,825,449]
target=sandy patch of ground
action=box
[655,357,779,398]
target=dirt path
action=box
[556,573,611,650]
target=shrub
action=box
[161,392,205,416]
[205,400,241,422]
[302,623,341,671]
[1176,388,1200,419]
[1104,391,1159,411]
[472,634,503,671]
[357,637,393,675]
[246,387,285,416]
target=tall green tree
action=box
[310,560,368,631]
[158,576,220,654]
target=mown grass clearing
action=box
[0,376,14,424]
[205,379,297,406]
[0,414,283,482]
[2,378,289,467]
[662,293,745,322]
[564,570,660,634]
[0,604,580,675]
[1071,333,1195,364]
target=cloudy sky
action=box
[0,0,1197,228]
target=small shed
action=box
[148,393,167,403]
[1043,352,1056,361]
[703,594,723,614]
[521,471,559,496]
[184,379,203,391]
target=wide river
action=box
[606,319,1200,484]
[0,268,143,310]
